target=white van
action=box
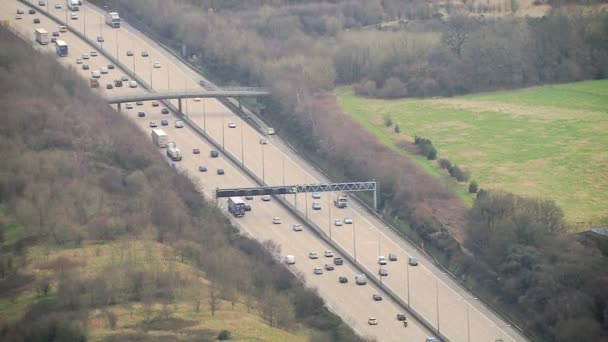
[38,0,46,6]
[284,255,295,265]
[355,274,367,285]
[174,120,184,128]
[91,70,100,78]
[129,80,137,88]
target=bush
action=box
[448,165,470,182]
[217,330,231,340]
[414,136,437,160]
[378,77,408,98]
[394,124,400,133]
[383,115,393,127]
[469,181,478,193]
[439,158,451,169]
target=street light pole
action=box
[149,55,153,88]
[221,114,225,149]
[353,219,357,262]
[406,262,411,307]
[466,304,471,342]
[436,278,441,334]
[83,6,86,37]
[261,144,265,184]
[202,99,206,131]
[240,120,244,165]
[328,194,332,240]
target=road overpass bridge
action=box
[107,87,271,114]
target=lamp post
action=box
[436,278,440,335]
[406,260,411,307]
[149,55,153,88]
[99,14,103,49]
[353,219,357,262]
[240,120,244,165]
[328,194,332,240]
[261,143,265,184]
[221,114,225,149]
[83,5,86,37]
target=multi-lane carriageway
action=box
[2,1,527,341]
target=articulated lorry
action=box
[35,28,49,45]
[227,197,246,217]
[151,129,168,148]
[334,195,348,208]
[105,12,120,28]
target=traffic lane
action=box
[123,109,430,342]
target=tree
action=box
[441,15,475,58]
[208,284,220,316]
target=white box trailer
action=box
[105,12,120,28]
[67,0,79,11]
[151,129,168,148]
[35,28,49,45]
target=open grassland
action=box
[337,80,608,227]
[0,236,307,342]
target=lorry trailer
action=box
[227,197,246,217]
[35,28,49,45]
[151,129,168,148]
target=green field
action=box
[337,80,608,227]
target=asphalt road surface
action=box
[2,2,527,341]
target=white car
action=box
[90,51,98,57]
[368,317,378,325]
[272,217,282,224]
[175,120,184,128]
[259,137,268,145]
[153,61,161,68]
[261,195,271,202]
[312,202,321,210]
[125,103,133,109]
[129,81,138,88]
[313,267,323,275]
[312,192,321,199]
[292,224,303,232]
[308,252,318,259]
[334,219,343,226]
[408,257,419,266]
[324,250,334,258]
[76,58,83,64]
[193,97,201,102]
[228,122,236,128]
[149,121,158,128]
[100,67,108,74]
[151,101,160,107]
[141,51,149,57]
[378,256,387,265]
[54,4,61,9]
[82,53,89,60]
[344,218,353,224]
[97,36,104,43]
[70,13,78,20]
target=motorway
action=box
[2,1,526,341]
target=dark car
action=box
[126,50,133,56]
[334,257,343,265]
[97,36,104,42]
[217,169,225,175]
[50,37,57,43]
[339,276,348,284]
[372,294,383,301]
[245,195,254,200]
[396,313,407,321]
[324,264,334,271]
[210,150,219,158]
[137,111,146,117]
[136,101,144,106]
[388,253,398,261]
[17,9,24,14]
[106,83,113,89]
[29,9,36,14]
[114,80,123,87]
[52,31,59,37]
[161,108,169,114]
[192,148,200,154]
[244,204,252,212]
[82,64,89,70]
[107,64,115,70]
[161,120,169,126]
[33,18,40,24]
[198,166,207,172]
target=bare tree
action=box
[208,284,220,316]
[441,14,474,58]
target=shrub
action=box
[469,181,478,193]
[218,330,231,340]
[378,77,408,98]
[439,158,451,169]
[394,124,401,133]
[427,146,437,160]
[448,165,470,182]
[383,115,393,127]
